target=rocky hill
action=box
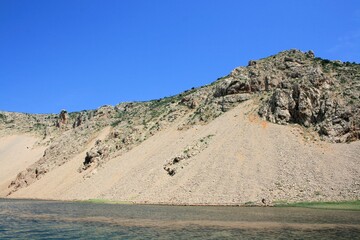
[0,49,359,205]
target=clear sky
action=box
[1,0,359,113]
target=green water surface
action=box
[0,199,359,239]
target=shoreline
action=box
[2,197,359,210]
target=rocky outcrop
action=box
[72,112,88,128]
[211,49,359,142]
[254,51,360,142]
[164,135,214,176]
[7,167,47,194]
[6,112,111,195]
[80,140,110,172]
[259,85,359,142]
[56,109,69,128]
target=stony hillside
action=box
[0,49,359,205]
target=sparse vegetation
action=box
[84,199,133,205]
[244,201,256,206]
[0,113,6,122]
[115,111,129,120]
[33,123,45,130]
[275,200,360,211]
[111,120,121,127]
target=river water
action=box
[0,199,359,239]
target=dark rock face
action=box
[80,140,110,172]
[56,109,68,128]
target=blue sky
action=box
[1,0,359,113]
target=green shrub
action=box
[0,113,6,121]
[33,123,45,130]
[111,120,121,127]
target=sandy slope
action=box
[0,135,46,196]
[5,100,360,204]
[4,127,111,199]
